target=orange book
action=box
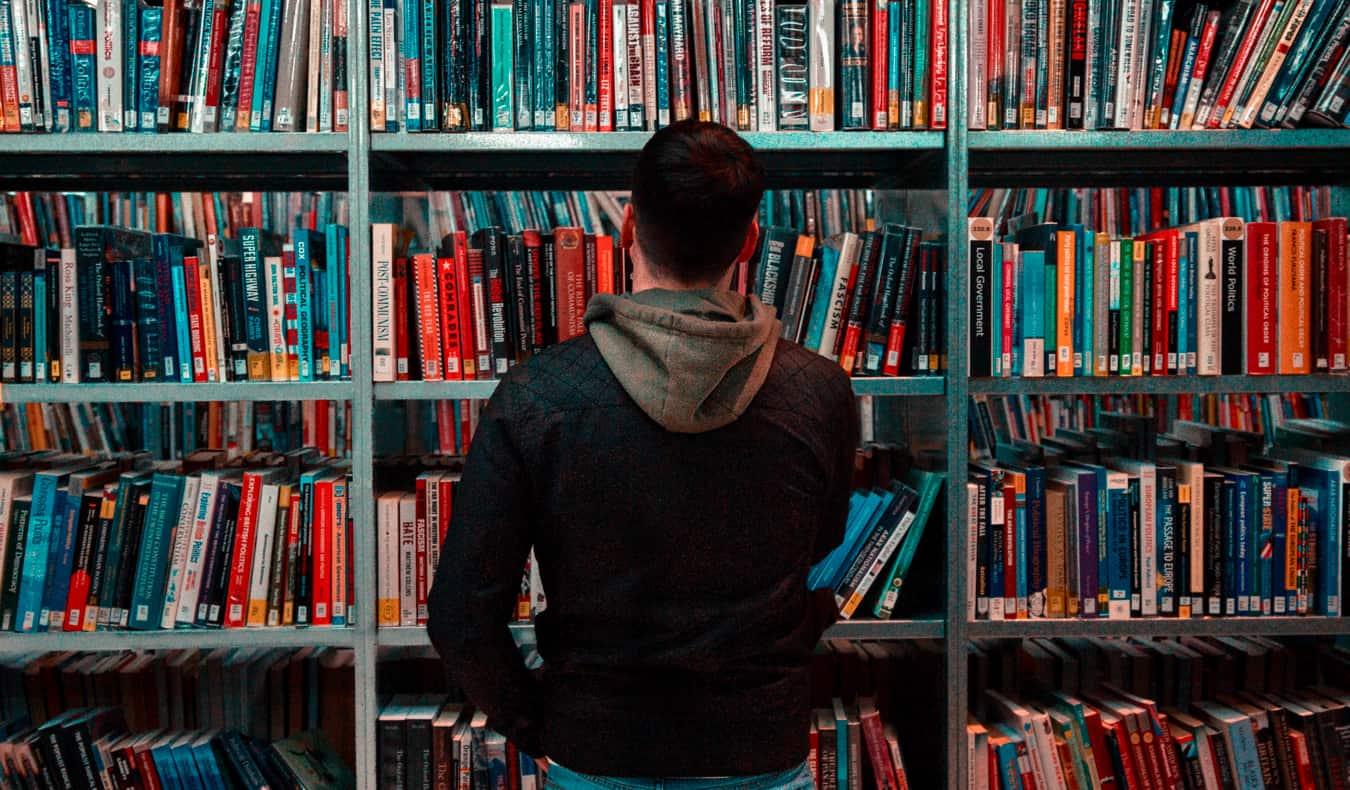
[1056,231,1075,377]
[596,237,615,295]
[1279,221,1311,374]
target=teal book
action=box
[1073,225,1090,376]
[39,493,79,630]
[873,468,945,619]
[293,229,322,381]
[170,732,205,790]
[15,466,77,632]
[491,0,514,130]
[991,242,1003,375]
[96,472,150,628]
[326,224,349,379]
[913,0,930,124]
[1020,250,1045,377]
[190,732,230,788]
[150,735,184,787]
[803,241,840,352]
[128,473,186,630]
[991,725,1025,790]
[832,699,849,790]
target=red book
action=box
[1003,482,1017,619]
[929,0,948,128]
[224,471,265,628]
[1245,221,1279,374]
[0,52,20,132]
[201,1,229,127]
[1157,29,1187,127]
[415,474,431,625]
[1289,729,1317,789]
[453,232,477,379]
[1165,231,1181,373]
[135,744,165,790]
[182,255,209,382]
[596,237,615,295]
[467,247,493,378]
[437,474,455,548]
[880,234,921,376]
[988,0,1005,127]
[235,0,263,129]
[872,1,888,130]
[438,256,463,380]
[436,401,455,452]
[858,701,899,789]
[412,253,444,381]
[570,2,588,128]
[523,230,547,349]
[311,476,334,627]
[1083,707,1115,786]
[283,245,300,379]
[63,496,98,631]
[394,256,410,380]
[598,0,614,131]
[1207,0,1279,128]
[506,742,520,790]
[555,228,587,341]
[1315,218,1348,370]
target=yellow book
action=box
[1057,231,1076,377]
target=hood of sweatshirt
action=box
[583,288,782,434]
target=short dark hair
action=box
[630,121,765,285]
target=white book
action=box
[626,1,643,129]
[306,0,324,131]
[319,0,334,132]
[753,0,775,130]
[96,0,123,131]
[188,0,220,132]
[158,476,201,630]
[264,254,288,381]
[372,224,395,381]
[206,236,229,380]
[369,0,386,129]
[245,483,280,626]
[1195,219,1223,375]
[377,493,401,626]
[1178,10,1219,129]
[1130,0,1156,129]
[55,247,78,382]
[1113,0,1139,128]
[612,1,629,130]
[967,483,981,620]
[398,493,417,627]
[175,474,221,626]
[384,3,398,128]
[819,232,860,361]
[807,0,835,131]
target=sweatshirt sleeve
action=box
[811,372,860,565]
[426,382,545,757]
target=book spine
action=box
[807,0,835,130]
[838,0,867,129]
[96,0,122,129]
[775,1,809,129]
[1320,218,1347,370]
[969,218,995,378]
[1246,221,1278,374]
[930,0,947,126]
[1278,221,1312,374]
[138,6,162,130]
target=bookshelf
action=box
[0,0,1346,785]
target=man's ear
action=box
[620,204,636,251]
[735,219,760,265]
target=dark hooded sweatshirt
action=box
[427,288,858,777]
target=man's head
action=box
[622,121,765,290]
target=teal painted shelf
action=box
[376,377,943,401]
[969,374,1350,395]
[2,381,355,403]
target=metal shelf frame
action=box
[3,4,1348,786]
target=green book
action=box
[872,468,945,619]
[490,0,515,131]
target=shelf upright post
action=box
[346,0,379,783]
[945,0,971,782]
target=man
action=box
[427,121,858,789]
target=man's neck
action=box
[628,246,735,293]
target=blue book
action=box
[1178,231,1193,374]
[829,489,896,592]
[402,0,421,130]
[128,473,185,629]
[490,1,514,129]
[991,725,1026,790]
[39,493,76,630]
[138,6,162,131]
[33,262,46,381]
[655,0,670,126]
[67,4,97,130]
[421,0,438,128]
[171,733,206,790]
[293,230,320,381]
[803,242,840,353]
[1105,471,1131,619]
[121,0,139,130]
[325,225,349,378]
[239,228,269,379]
[1015,475,1028,616]
[190,733,230,788]
[1194,702,1265,788]
[809,491,878,590]
[1021,251,1045,376]
[149,735,184,787]
[1248,460,1294,614]
[250,0,277,131]
[16,467,78,632]
[833,699,849,790]
[1070,225,1087,375]
[991,242,1003,375]
[43,0,72,131]
[170,262,194,382]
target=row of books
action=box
[983,392,1333,459]
[808,465,943,621]
[0,449,355,634]
[969,186,1334,241]
[0,0,351,133]
[3,192,350,253]
[374,400,483,458]
[0,223,352,384]
[0,400,353,460]
[370,0,949,133]
[966,0,1350,130]
[967,635,1350,790]
[968,399,1350,621]
[2,647,353,755]
[966,215,1350,378]
[0,716,353,789]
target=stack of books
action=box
[0,0,351,133]
[966,0,1350,130]
[968,636,1350,790]
[371,0,949,133]
[969,397,1350,621]
[0,448,354,634]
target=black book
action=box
[753,226,799,316]
[1220,221,1246,376]
[82,489,116,628]
[968,219,995,377]
[861,225,909,375]
[131,257,161,382]
[64,491,103,631]
[73,227,150,383]
[110,480,152,628]
[295,478,315,626]
[197,480,241,628]
[43,248,61,383]
[440,0,470,130]
[16,252,36,383]
[218,238,250,382]
[0,498,32,630]
[95,472,149,629]
[465,230,513,378]
[501,233,532,363]
[779,238,817,344]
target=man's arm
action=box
[812,373,861,565]
[426,384,544,756]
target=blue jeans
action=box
[545,761,815,790]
